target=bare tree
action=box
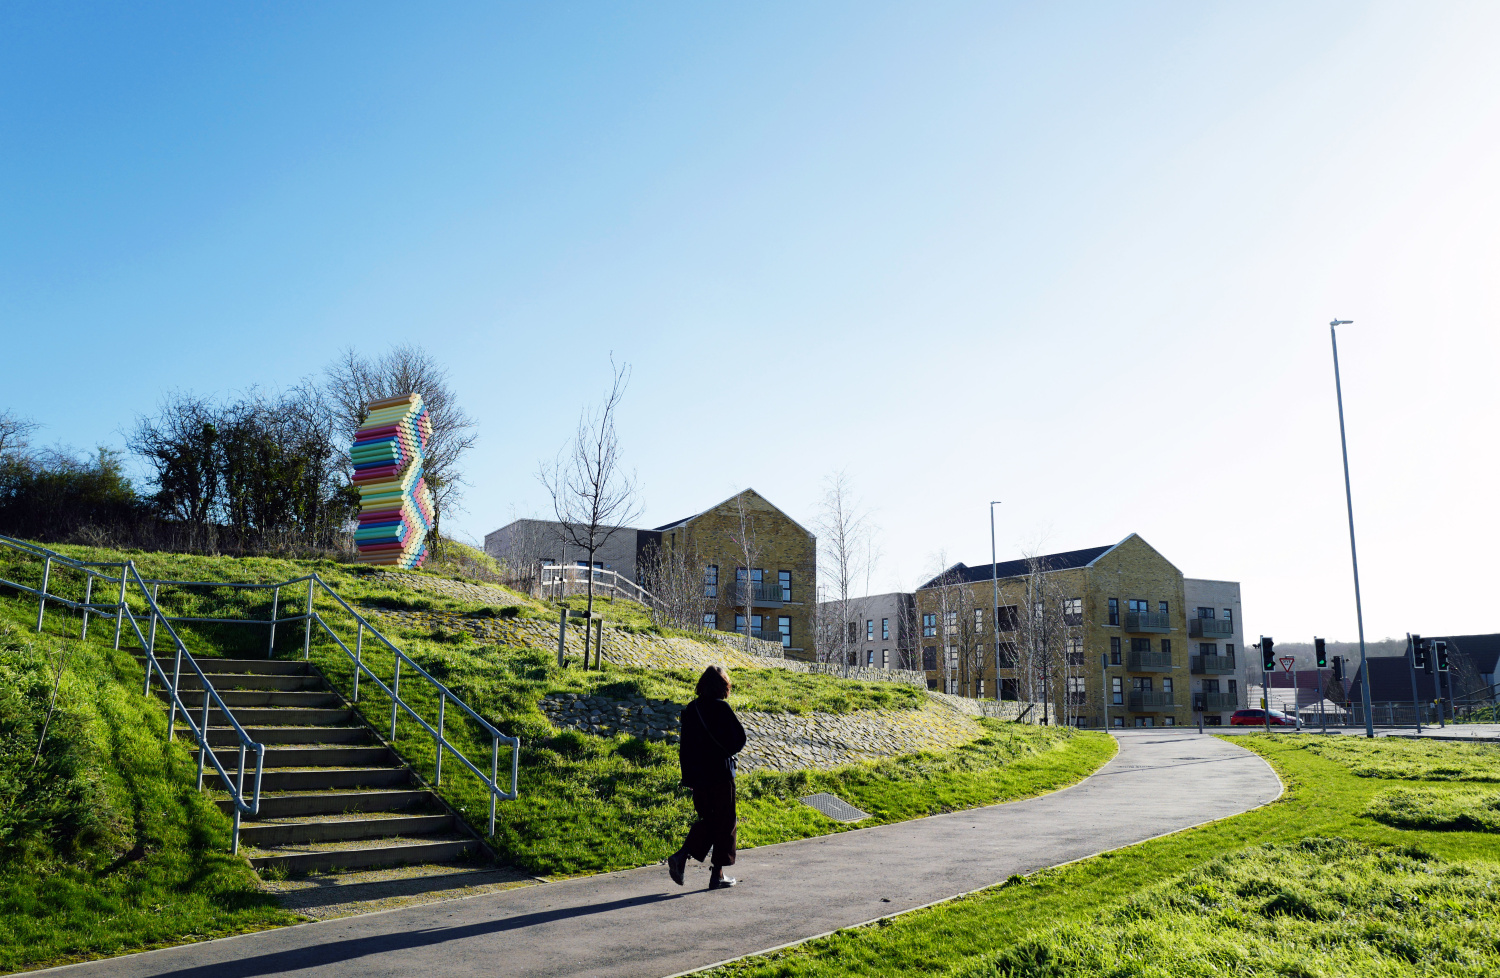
[639,538,710,633]
[813,472,878,673]
[1014,550,1082,725]
[323,345,478,548]
[538,360,641,666]
[726,491,764,655]
[0,410,39,462]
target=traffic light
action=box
[1331,656,1344,682]
[1261,636,1276,672]
[1315,637,1327,669]
[1411,634,1431,673]
[1434,640,1449,673]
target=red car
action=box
[1230,709,1297,727]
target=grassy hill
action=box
[0,540,1111,971]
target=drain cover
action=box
[801,792,869,822]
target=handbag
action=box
[691,701,738,778]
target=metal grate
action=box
[801,792,869,822]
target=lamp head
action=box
[1330,319,1353,326]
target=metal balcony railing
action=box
[1189,618,1235,638]
[1125,611,1172,633]
[727,580,785,608]
[1191,654,1237,675]
[1196,691,1238,711]
[1128,650,1175,671]
[1128,690,1175,711]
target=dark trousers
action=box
[683,779,737,867]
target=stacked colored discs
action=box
[351,393,435,569]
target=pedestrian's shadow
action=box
[151,892,685,977]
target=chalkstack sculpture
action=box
[351,393,434,568]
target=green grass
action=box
[1297,736,1500,782]
[700,736,1500,978]
[1364,786,1500,833]
[0,601,292,974]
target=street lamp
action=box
[989,501,1002,702]
[1330,318,1375,738]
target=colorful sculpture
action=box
[351,393,434,568]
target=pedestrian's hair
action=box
[696,664,731,700]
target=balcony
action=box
[1195,691,1238,711]
[726,580,785,608]
[1125,611,1172,633]
[1191,654,1237,675]
[1127,651,1174,672]
[748,628,788,645]
[1189,618,1235,639]
[1128,690,1175,712]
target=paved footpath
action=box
[43,732,1281,978]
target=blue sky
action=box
[4,2,1498,642]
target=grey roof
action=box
[651,488,814,538]
[917,544,1116,591]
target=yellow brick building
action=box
[914,534,1204,727]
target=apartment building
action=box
[914,534,1241,727]
[813,592,919,670]
[655,489,817,661]
[1184,578,1245,725]
[485,518,659,584]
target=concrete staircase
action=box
[142,655,484,876]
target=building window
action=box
[1111,677,1123,704]
[1205,715,1222,726]
[1223,608,1233,624]
[1108,598,1120,626]
[882,618,890,640]
[1199,642,1216,656]
[735,614,746,633]
[1133,677,1153,692]
[1226,643,1235,657]
[1135,716,1154,727]
[704,565,718,599]
[779,616,791,648]
[867,619,875,640]
[1112,716,1125,727]
[1110,637,1122,665]
[1162,677,1173,694]
[1063,598,1082,626]
[923,647,937,670]
[881,649,889,668]
[998,642,1018,667]
[848,650,858,665]
[922,613,937,637]
[866,649,874,666]
[943,610,957,633]
[1128,599,1147,615]
[974,608,985,633]
[779,570,791,601]
[750,568,764,584]
[997,605,1020,631]
[1227,679,1238,700]
[1203,679,1220,693]
[1161,639,1172,657]
[1159,601,1169,615]
[751,614,763,635]
[848,622,858,642]
[1161,717,1175,726]
[1066,677,1086,704]
[1066,638,1084,665]
[1131,637,1151,654]
[1002,678,1020,700]
[1197,607,1215,619]
[977,679,985,697]
[947,647,958,670]
[704,612,717,630]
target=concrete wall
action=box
[1184,578,1245,724]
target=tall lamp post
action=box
[1330,318,1376,738]
[989,501,1002,702]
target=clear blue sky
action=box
[4,2,1498,642]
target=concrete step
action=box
[220,789,439,818]
[136,656,311,676]
[203,725,375,747]
[180,707,352,727]
[238,814,453,847]
[212,746,393,770]
[247,837,478,875]
[172,673,326,692]
[156,688,342,709]
[257,767,413,792]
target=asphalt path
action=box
[40,731,1282,978]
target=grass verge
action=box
[702,735,1500,978]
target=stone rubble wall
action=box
[927,691,1040,722]
[538,692,989,773]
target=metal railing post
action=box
[490,735,499,835]
[196,695,210,790]
[113,565,128,650]
[168,641,184,739]
[353,621,363,703]
[81,574,93,639]
[435,693,446,785]
[267,585,280,658]
[234,744,246,854]
[35,556,51,632]
[303,578,314,660]
[390,656,401,741]
[146,583,160,659]
[557,606,567,667]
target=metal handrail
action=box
[539,564,659,607]
[0,536,266,853]
[0,535,520,841]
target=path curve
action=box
[40,731,1281,978]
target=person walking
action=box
[666,664,746,890]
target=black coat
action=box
[678,697,746,789]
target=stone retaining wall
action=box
[928,691,1040,723]
[537,692,988,773]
